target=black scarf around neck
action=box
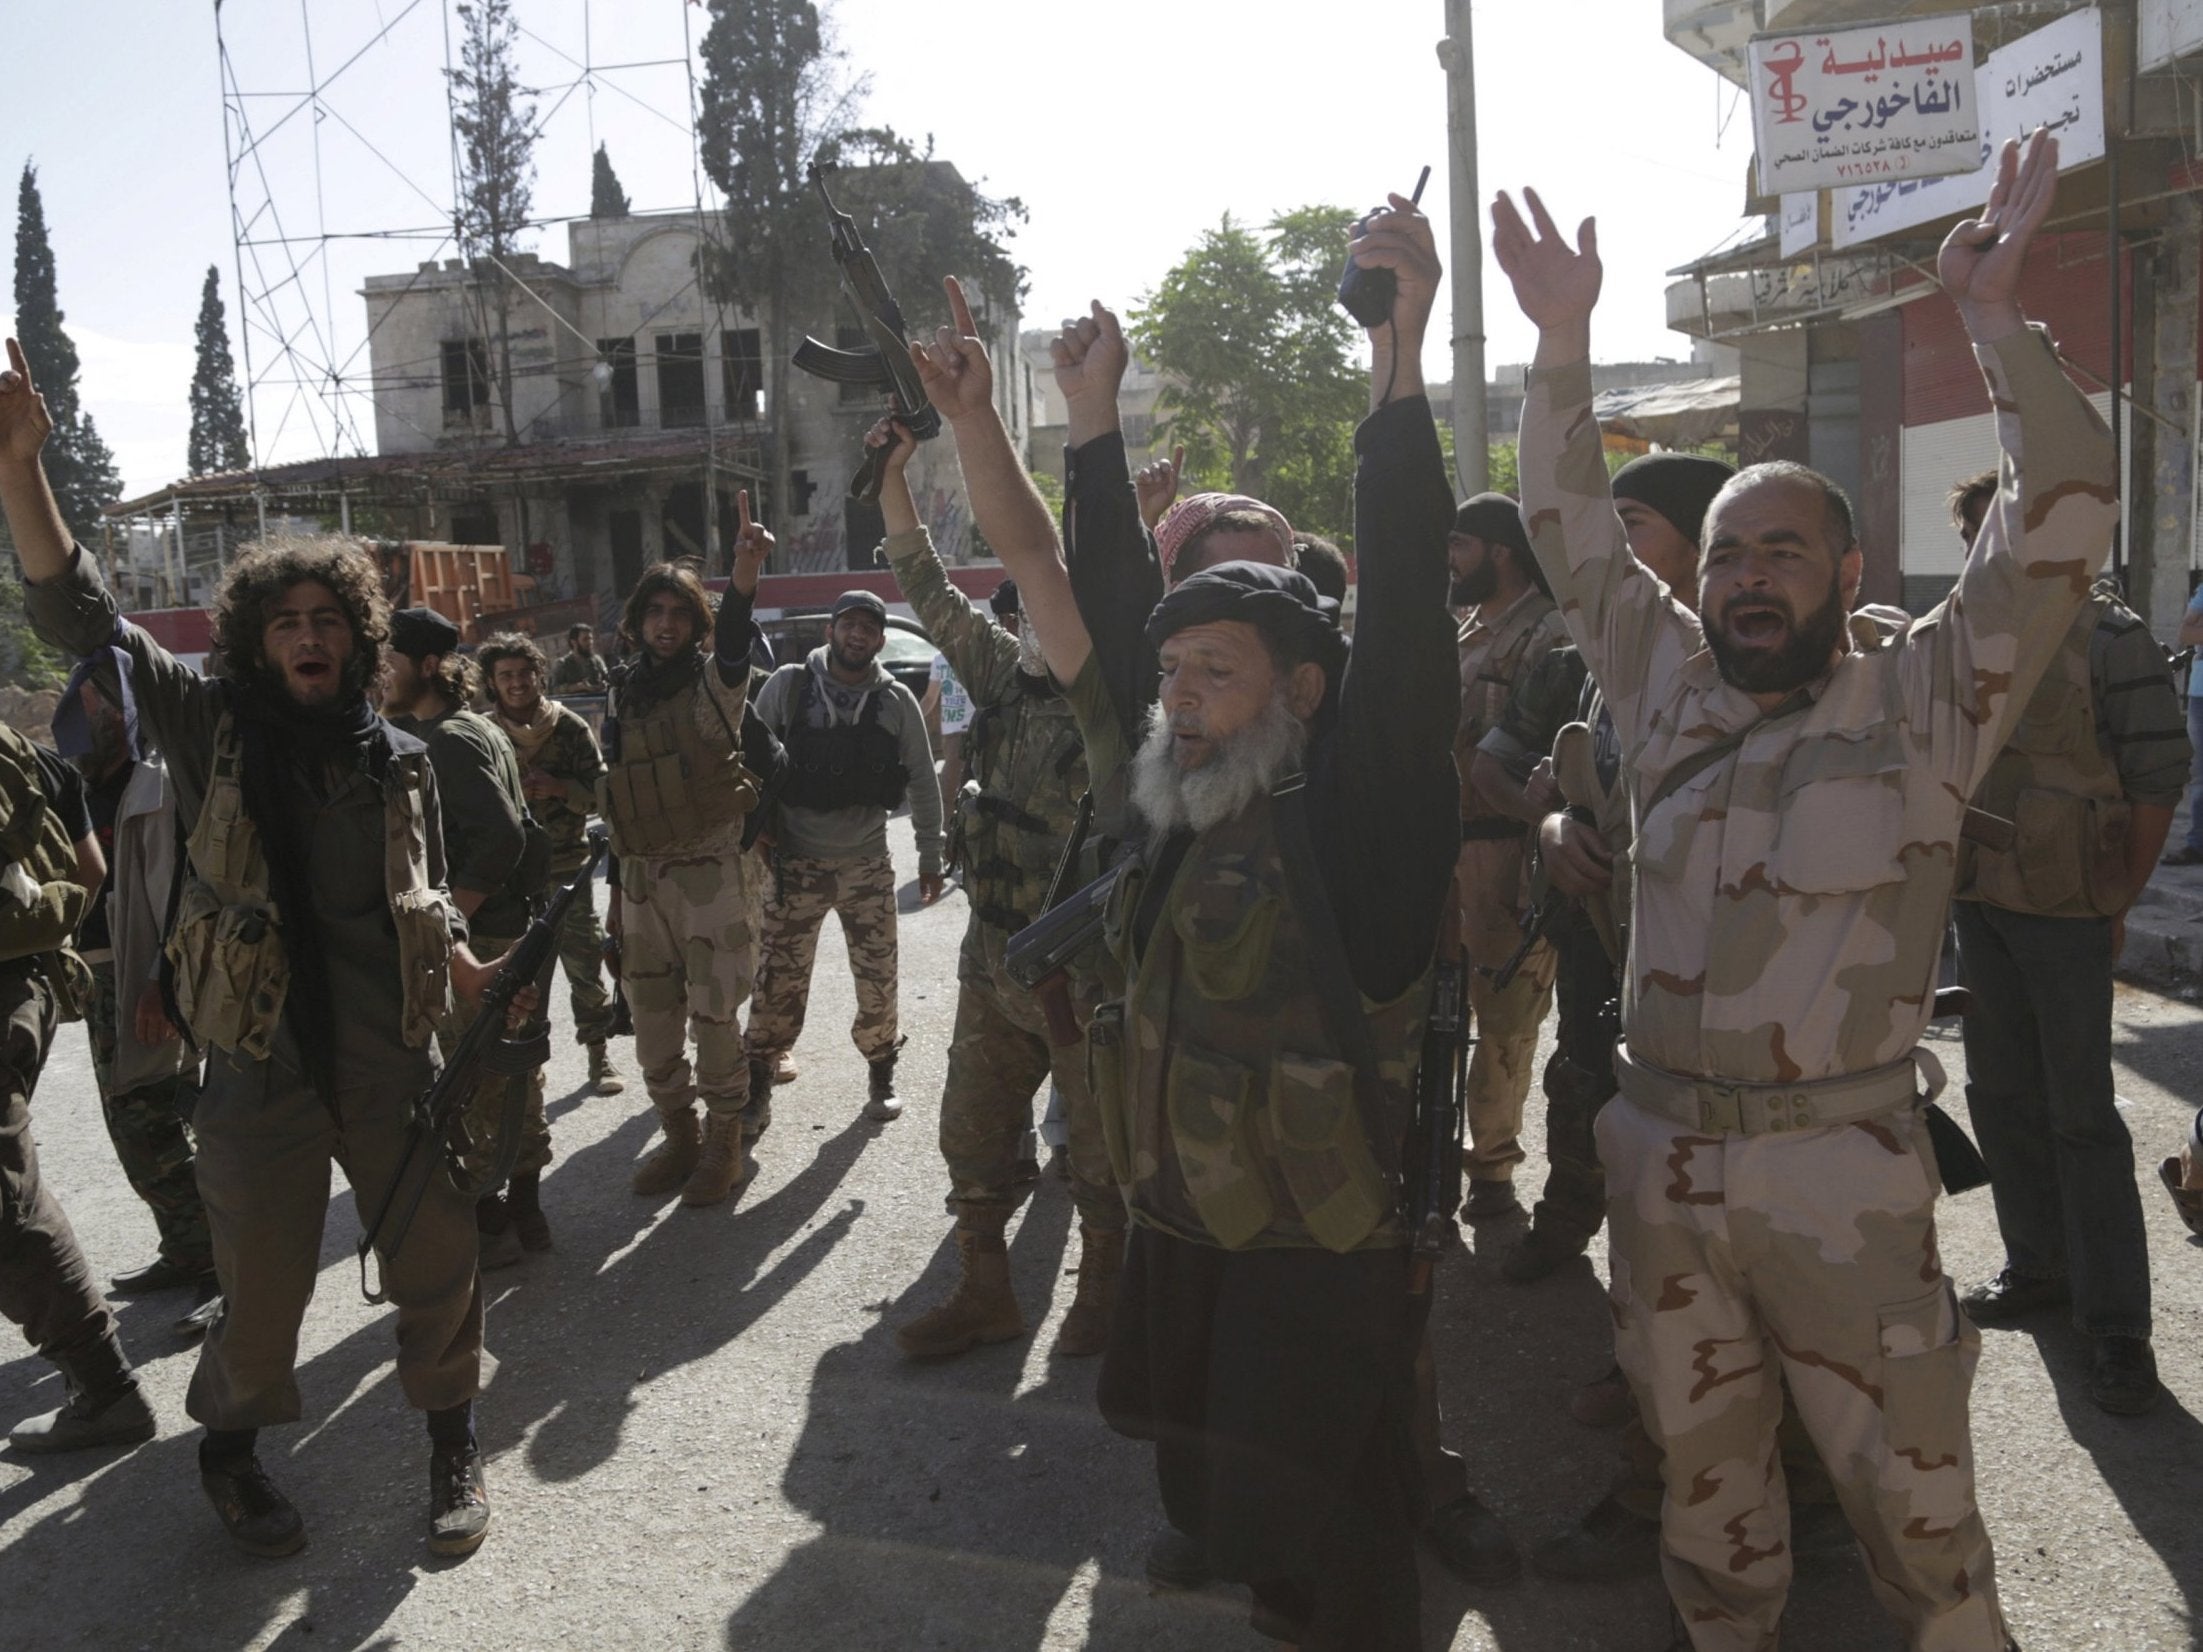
[223,677,393,1099]
[615,645,702,719]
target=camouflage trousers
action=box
[442,930,550,1183]
[1601,1090,2006,1651]
[1462,941,1556,1184]
[85,960,212,1271]
[747,853,900,1066]
[621,848,759,1123]
[554,869,618,1048]
[941,930,1123,1232]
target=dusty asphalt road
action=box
[2,816,2199,1651]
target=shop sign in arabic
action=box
[1831,7,2103,251]
[1748,15,1980,196]
[1780,193,1819,257]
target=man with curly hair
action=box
[383,609,547,1268]
[478,631,622,1095]
[1,337,520,1562]
[602,512,775,1208]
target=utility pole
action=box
[1439,0,1487,496]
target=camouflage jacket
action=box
[880,526,1086,971]
[553,650,609,692]
[1455,589,1567,822]
[496,700,605,876]
[1519,324,2118,1086]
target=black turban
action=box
[390,605,461,660]
[1451,492,1548,599]
[1610,453,1736,547]
[1146,559,1347,676]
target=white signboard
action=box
[2141,0,2203,74]
[1831,7,2103,251]
[1780,192,1820,256]
[1748,15,1980,196]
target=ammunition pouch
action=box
[165,880,290,1061]
[1966,789,2131,918]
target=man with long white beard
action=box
[910,180,1458,1646]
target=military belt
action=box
[1613,1043,1941,1137]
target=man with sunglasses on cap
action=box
[909,178,1458,1646]
[747,587,944,1125]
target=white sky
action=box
[3,0,1758,497]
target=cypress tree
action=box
[187,264,252,475]
[590,143,630,218]
[13,161,121,538]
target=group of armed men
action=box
[0,128,2194,1652]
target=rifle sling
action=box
[1638,685,1814,820]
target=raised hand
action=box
[1135,443,1185,531]
[1050,301,1129,407]
[1347,192,1442,341]
[1940,129,2058,340]
[730,487,773,593]
[1491,189,1602,337]
[911,275,996,426]
[0,339,54,470]
[864,414,920,480]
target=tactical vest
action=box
[166,714,454,1060]
[959,687,1088,937]
[1458,592,1557,820]
[0,726,92,1017]
[600,662,760,858]
[1958,592,2131,918]
[778,669,908,812]
[1090,792,1430,1254]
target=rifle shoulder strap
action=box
[1639,685,1814,820]
[1269,776,1395,1164]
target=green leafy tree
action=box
[1132,208,1363,539]
[696,0,1024,525]
[187,265,251,476]
[13,162,120,544]
[590,142,630,218]
[445,0,536,444]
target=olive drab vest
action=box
[1089,792,1431,1255]
[0,725,93,1017]
[166,713,454,1060]
[959,688,1088,939]
[600,663,759,858]
[1958,589,2131,918]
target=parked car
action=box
[755,610,936,702]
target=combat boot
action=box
[895,1208,1023,1359]
[681,1112,748,1207]
[200,1432,307,1558]
[743,1055,774,1142]
[427,1440,491,1556]
[864,1040,905,1122]
[1052,1224,1124,1358]
[631,1107,701,1196]
[476,1193,523,1270]
[7,1345,156,1454]
[587,1041,624,1095]
[507,1171,551,1252]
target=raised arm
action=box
[867,416,1020,708]
[1903,132,2120,793]
[914,276,1094,689]
[0,338,72,584]
[1496,189,1696,753]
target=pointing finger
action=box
[1171,443,1185,475]
[737,488,753,533]
[944,275,978,338]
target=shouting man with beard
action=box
[1499,130,2106,1651]
[912,179,1456,1645]
[2,348,524,1560]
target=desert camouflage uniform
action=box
[1521,322,2118,1651]
[880,526,1118,1231]
[1455,588,1567,1185]
[608,655,761,1124]
[84,959,210,1272]
[496,701,616,1047]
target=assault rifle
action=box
[356,829,611,1303]
[1407,890,1473,1283]
[791,161,942,506]
[1005,853,1137,1047]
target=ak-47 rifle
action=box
[1407,884,1473,1286]
[1006,849,1136,1048]
[791,160,943,506]
[356,829,611,1303]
